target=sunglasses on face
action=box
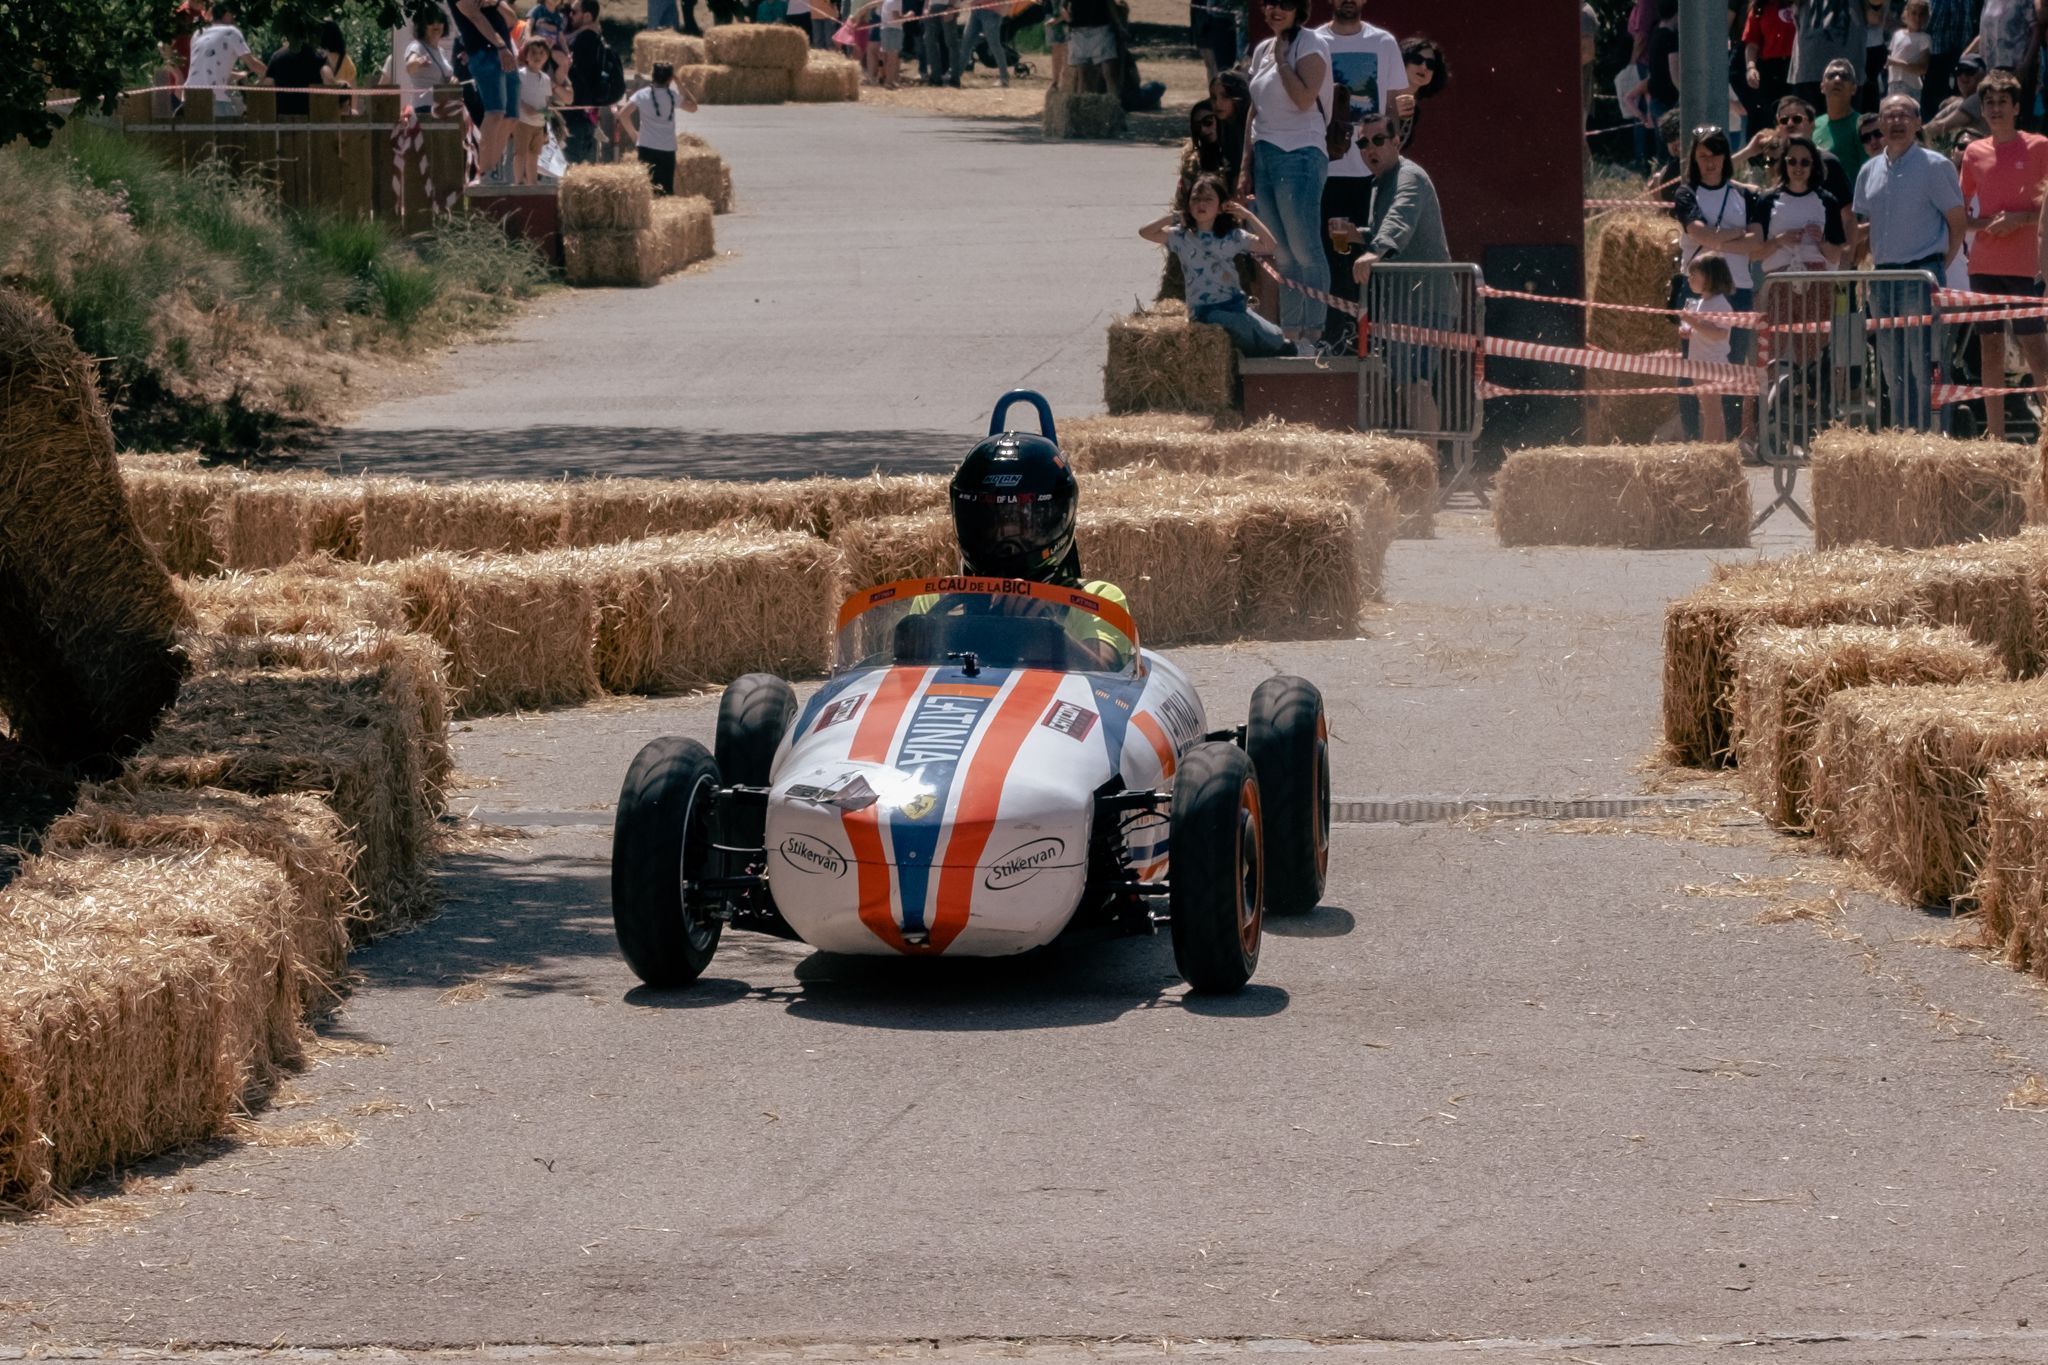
[1362,131,1395,147]
[1783,156,1813,168]
[1777,115,1808,127]
[1861,130,1882,143]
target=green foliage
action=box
[372,260,437,334]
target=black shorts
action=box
[1967,273,2047,338]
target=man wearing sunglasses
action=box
[1812,57,1870,174]
[1853,91,1966,429]
[1329,114,1448,436]
[1738,96,1858,237]
[1958,68,2048,440]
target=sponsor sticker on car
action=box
[984,837,1066,890]
[779,833,848,877]
[1039,699,1098,741]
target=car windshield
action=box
[833,576,1141,678]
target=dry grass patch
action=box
[1494,444,1749,549]
[1809,679,2048,906]
[1812,430,2034,549]
[1731,625,2002,831]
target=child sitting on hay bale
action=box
[1137,174,1288,359]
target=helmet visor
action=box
[954,493,1070,576]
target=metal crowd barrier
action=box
[1355,262,1485,507]
[1752,267,1947,529]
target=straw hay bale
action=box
[0,290,190,771]
[560,476,815,544]
[791,51,860,101]
[1663,548,2038,766]
[185,627,454,792]
[126,657,439,928]
[835,510,958,589]
[1809,679,2048,905]
[633,29,708,71]
[182,561,409,637]
[811,474,949,535]
[1730,624,2001,831]
[44,787,356,1021]
[375,553,602,715]
[1043,89,1127,139]
[679,62,791,103]
[674,148,732,212]
[1063,413,1219,468]
[1105,303,1237,418]
[558,162,654,232]
[704,21,809,70]
[1494,443,1750,549]
[119,465,238,575]
[562,532,844,693]
[1583,213,1680,444]
[0,844,295,1207]
[1078,505,1241,645]
[564,228,667,288]
[1972,759,2048,975]
[1228,492,1366,637]
[212,476,366,570]
[1811,430,2034,550]
[360,479,572,561]
[118,450,202,473]
[652,194,715,270]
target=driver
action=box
[943,420,1132,671]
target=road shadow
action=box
[1264,904,1356,939]
[626,935,1291,1029]
[314,426,967,482]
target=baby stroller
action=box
[967,0,1039,77]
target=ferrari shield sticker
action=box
[1040,699,1098,741]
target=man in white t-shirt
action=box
[1313,0,1404,349]
[185,0,267,116]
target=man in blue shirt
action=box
[1853,92,1965,431]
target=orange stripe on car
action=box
[926,682,1003,698]
[928,669,1065,953]
[1132,711,1177,782]
[844,667,928,953]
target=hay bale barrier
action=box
[557,162,655,232]
[1809,679,2048,906]
[1494,444,1750,549]
[0,289,190,772]
[565,228,667,288]
[653,194,716,269]
[1104,303,1237,418]
[1078,505,1242,645]
[633,29,707,70]
[1811,430,2035,549]
[792,51,861,101]
[212,475,365,569]
[121,464,239,574]
[680,62,792,104]
[704,21,810,71]
[674,149,733,213]
[1663,547,2038,766]
[1043,89,1127,139]
[360,479,573,561]
[1729,624,2002,831]
[1229,492,1368,637]
[1583,213,1680,443]
[1974,759,2048,975]
[377,553,603,717]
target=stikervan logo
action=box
[778,834,848,877]
[983,837,1066,890]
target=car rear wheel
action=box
[1168,741,1263,994]
[611,736,724,988]
[715,673,796,851]
[1246,675,1330,915]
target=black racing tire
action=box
[611,736,724,988]
[1168,741,1264,994]
[715,673,796,851]
[1246,675,1330,916]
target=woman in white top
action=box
[1236,0,1332,350]
[617,63,699,194]
[400,11,457,114]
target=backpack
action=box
[598,41,626,104]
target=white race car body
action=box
[764,578,1207,957]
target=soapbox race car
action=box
[609,576,1331,994]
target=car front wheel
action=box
[611,736,724,988]
[1168,741,1263,994]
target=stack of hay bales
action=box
[1104,302,1237,418]
[676,139,735,212]
[1493,443,1751,549]
[633,29,707,71]
[1583,213,1680,443]
[1811,429,2035,549]
[361,478,575,560]
[1809,679,2048,906]
[0,290,188,774]
[1973,759,2048,975]
[791,50,861,102]
[1043,89,1126,139]
[560,163,663,288]
[1662,546,2039,766]
[120,462,244,574]
[1065,413,1438,538]
[1729,624,2001,830]
[685,23,809,104]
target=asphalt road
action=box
[7,104,2048,1365]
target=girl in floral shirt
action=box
[1138,174,1288,357]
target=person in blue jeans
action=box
[1852,91,1964,431]
[1238,0,1331,351]
[1140,173,1290,358]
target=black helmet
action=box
[951,390,1077,581]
